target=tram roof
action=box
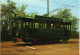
[12,15,63,21]
[35,15,63,22]
[12,15,71,24]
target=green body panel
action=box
[27,29,66,40]
[18,28,26,38]
[13,28,71,41]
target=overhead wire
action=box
[17,2,47,9]
[16,0,79,10]
[49,1,79,8]
[41,0,79,9]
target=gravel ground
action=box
[0,39,79,55]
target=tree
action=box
[50,8,79,31]
[1,0,17,18]
[50,14,55,17]
[15,4,27,17]
[30,12,38,18]
[25,12,38,18]
[54,9,63,18]
[1,0,17,40]
[71,16,79,31]
[1,0,27,41]
[53,8,72,19]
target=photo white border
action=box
[79,0,80,55]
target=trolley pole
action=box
[47,0,49,16]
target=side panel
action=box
[28,29,65,40]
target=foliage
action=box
[50,14,55,17]
[50,8,79,31]
[15,4,27,17]
[1,0,16,19]
[1,0,16,41]
[54,8,72,19]
[1,0,27,41]
[71,31,79,38]
[25,12,38,18]
[29,12,38,18]
[71,16,79,31]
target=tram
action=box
[11,15,71,43]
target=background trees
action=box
[1,0,28,41]
[50,8,79,38]
[1,0,16,41]
[50,8,79,31]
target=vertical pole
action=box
[66,25,67,29]
[68,25,69,30]
[21,21,22,28]
[53,24,54,29]
[39,22,40,29]
[70,24,71,35]
[64,23,65,30]
[47,0,49,16]
[25,22,26,28]
[32,22,34,29]
[31,22,33,28]
[60,23,61,30]
[34,22,35,29]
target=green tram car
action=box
[11,15,71,43]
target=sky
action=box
[1,0,79,18]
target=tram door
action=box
[64,24,71,37]
[55,23,61,30]
[26,26,29,37]
[25,22,31,38]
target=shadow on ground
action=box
[1,40,79,48]
[3,41,78,48]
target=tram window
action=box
[66,25,68,30]
[28,22,30,28]
[61,25,64,30]
[64,25,66,29]
[67,25,70,30]
[26,22,28,27]
[33,23,35,28]
[44,23,46,29]
[65,25,68,30]
[13,21,19,28]
[43,23,45,29]
[29,22,32,28]
[54,25,55,29]
[69,25,70,30]
[25,22,32,28]
[66,25,68,29]
[30,22,33,28]
[19,20,21,28]
[65,25,67,29]
[39,23,43,29]
[46,23,51,29]
[35,23,39,28]
[23,23,25,28]
[30,22,34,28]
[51,24,53,29]
[40,23,46,29]
[68,25,70,30]
[53,24,54,29]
